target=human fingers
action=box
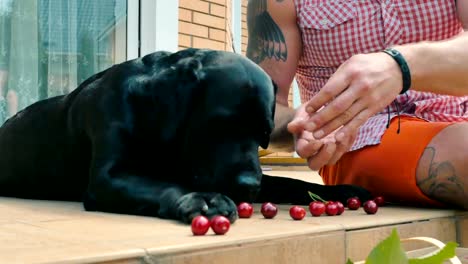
[309,96,368,139]
[328,135,355,165]
[307,52,404,134]
[304,66,351,115]
[287,117,306,134]
[334,107,374,144]
[295,135,323,158]
[306,142,336,171]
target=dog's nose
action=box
[236,174,261,189]
[234,173,261,202]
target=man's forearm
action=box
[396,32,468,96]
[267,102,296,152]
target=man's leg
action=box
[320,116,454,208]
[416,122,468,209]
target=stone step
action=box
[0,170,466,263]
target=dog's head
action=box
[150,49,277,202]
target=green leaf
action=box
[408,242,458,264]
[346,258,355,264]
[308,191,319,201]
[365,229,408,264]
[307,191,326,202]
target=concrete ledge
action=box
[1,170,467,263]
[1,197,466,264]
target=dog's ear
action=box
[157,57,204,137]
[259,130,270,150]
[126,54,206,145]
[258,80,277,149]
[272,80,278,95]
[270,80,278,122]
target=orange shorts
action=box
[319,116,453,207]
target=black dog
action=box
[0,48,370,223]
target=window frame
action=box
[139,0,179,57]
[231,0,242,54]
[127,0,140,60]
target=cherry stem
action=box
[308,191,327,203]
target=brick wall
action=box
[179,0,231,51]
[179,0,296,159]
[241,0,248,54]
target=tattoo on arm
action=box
[417,147,466,204]
[246,0,288,64]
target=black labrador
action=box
[0,48,370,223]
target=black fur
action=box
[0,48,371,223]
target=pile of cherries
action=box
[191,195,386,236]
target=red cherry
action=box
[261,202,278,219]
[335,201,345,215]
[309,201,326,217]
[363,200,379,214]
[325,201,339,216]
[210,215,230,235]
[347,197,361,210]
[374,196,386,207]
[237,202,254,218]
[289,206,306,220]
[191,215,210,236]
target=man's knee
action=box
[416,122,468,209]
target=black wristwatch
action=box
[382,48,412,94]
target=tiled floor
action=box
[1,170,467,264]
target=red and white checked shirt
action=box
[293,0,468,151]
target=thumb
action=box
[287,117,306,134]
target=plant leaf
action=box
[365,229,408,264]
[346,258,354,264]
[307,191,326,202]
[308,191,317,201]
[408,242,458,264]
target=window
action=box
[0,0,136,124]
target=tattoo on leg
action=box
[246,0,287,64]
[417,147,466,204]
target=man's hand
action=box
[288,104,356,170]
[303,52,403,144]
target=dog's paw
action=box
[175,192,238,224]
[327,184,373,204]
